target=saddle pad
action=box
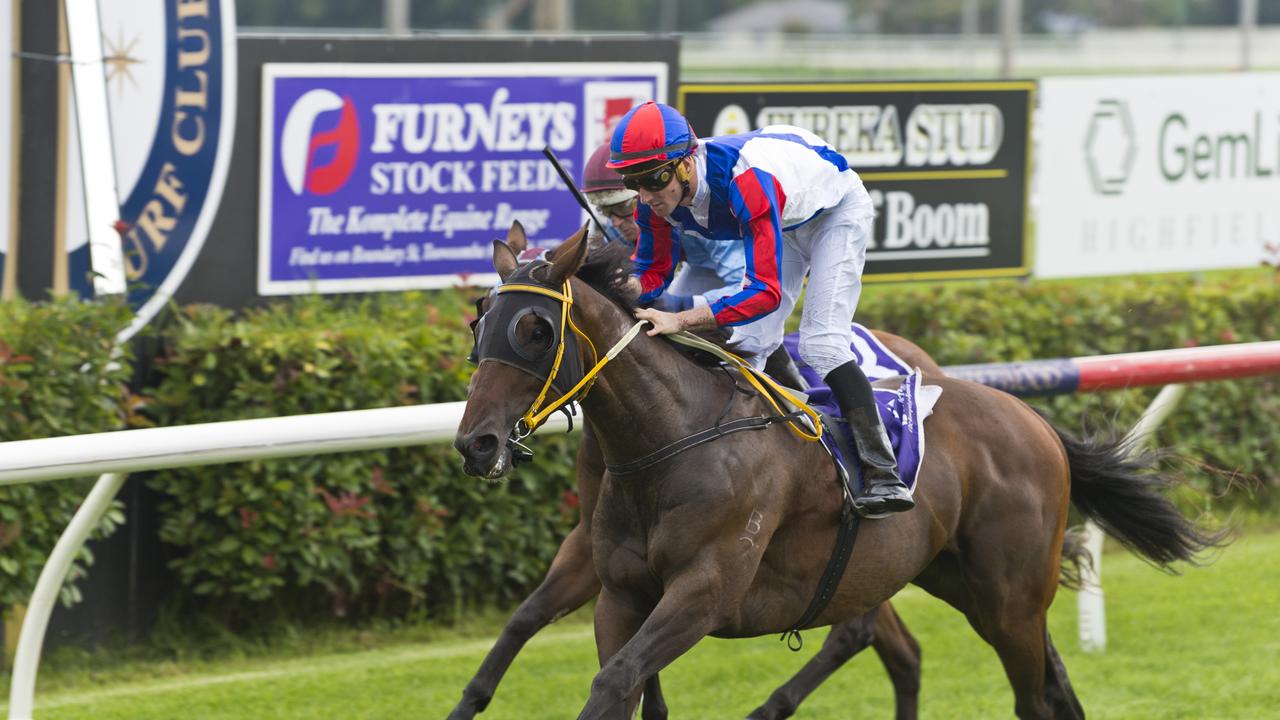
[781,324,939,496]
[817,371,941,496]
[782,323,913,414]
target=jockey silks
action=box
[632,126,874,328]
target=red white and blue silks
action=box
[783,323,941,496]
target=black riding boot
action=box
[764,345,806,390]
[824,360,914,517]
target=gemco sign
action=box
[259,63,666,295]
[679,81,1034,280]
[1037,74,1280,278]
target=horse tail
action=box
[1057,526,1091,591]
[1052,424,1231,571]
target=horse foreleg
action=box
[1043,631,1085,719]
[640,674,668,720]
[590,587,658,720]
[448,523,600,719]
[581,574,727,720]
[873,603,922,720]
[746,608,879,720]
[745,601,921,720]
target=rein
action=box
[604,334,825,475]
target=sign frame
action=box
[1035,73,1280,279]
[678,81,1036,282]
[257,61,668,296]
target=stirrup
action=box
[851,487,914,519]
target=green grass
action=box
[7,530,1279,719]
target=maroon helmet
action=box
[582,142,636,208]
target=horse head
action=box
[455,222,591,480]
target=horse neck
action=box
[569,279,733,463]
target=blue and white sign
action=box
[258,62,666,295]
[63,0,237,338]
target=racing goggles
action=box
[621,161,678,192]
[601,196,638,218]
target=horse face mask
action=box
[469,269,585,398]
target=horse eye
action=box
[530,321,553,348]
[517,317,554,356]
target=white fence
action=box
[0,403,573,720]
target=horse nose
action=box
[455,432,499,467]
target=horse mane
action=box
[573,241,747,367]
[574,241,637,314]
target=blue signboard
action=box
[258,63,667,294]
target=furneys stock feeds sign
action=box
[259,62,666,295]
[679,82,1033,280]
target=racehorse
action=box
[456,224,1224,719]
[448,230,943,720]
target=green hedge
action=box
[857,271,1280,513]
[0,297,133,608]
[142,294,581,622]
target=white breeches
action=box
[729,192,874,378]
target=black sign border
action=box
[677,80,1036,283]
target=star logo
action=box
[103,27,143,98]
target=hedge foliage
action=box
[141,293,582,622]
[0,297,133,608]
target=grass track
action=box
[11,530,1279,719]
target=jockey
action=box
[608,101,913,517]
[583,142,747,315]
[581,142,640,247]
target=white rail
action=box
[3,402,574,720]
[0,402,570,486]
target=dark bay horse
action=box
[456,226,1223,719]
[449,228,941,720]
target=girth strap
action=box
[780,503,862,651]
[605,412,804,476]
[779,411,863,651]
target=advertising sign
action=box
[61,0,237,338]
[258,62,666,295]
[1037,74,1280,278]
[679,81,1034,281]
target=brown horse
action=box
[456,226,1223,719]
[449,231,941,720]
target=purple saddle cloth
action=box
[782,324,935,495]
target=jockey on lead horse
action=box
[609,101,913,518]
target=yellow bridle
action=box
[493,281,602,436]
[491,280,824,444]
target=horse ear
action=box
[493,240,518,281]
[546,223,589,285]
[505,221,528,254]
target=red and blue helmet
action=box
[606,102,697,171]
